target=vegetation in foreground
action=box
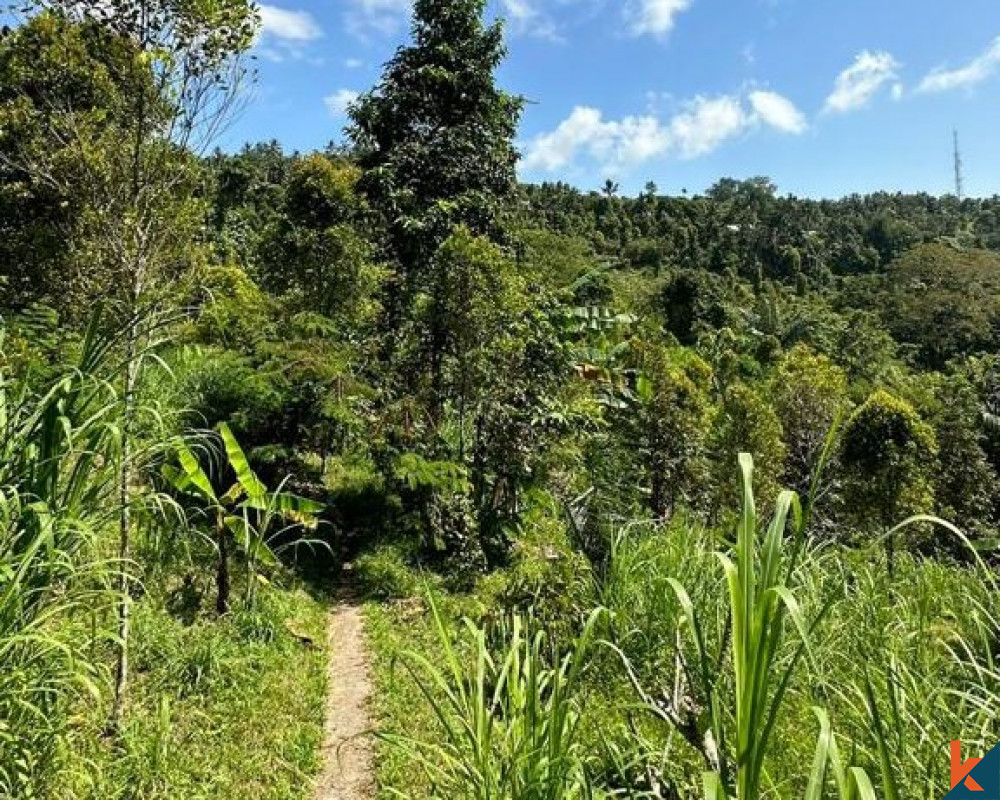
[2,0,1000,797]
[363,457,999,800]
[75,588,327,800]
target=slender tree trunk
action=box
[111,0,151,729]
[110,310,139,728]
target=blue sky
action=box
[234,0,1000,198]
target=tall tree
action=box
[257,153,374,322]
[348,1,572,568]
[348,0,522,420]
[0,14,143,316]
[628,342,713,519]
[771,345,847,503]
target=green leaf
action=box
[168,441,216,501]
[219,422,267,502]
[702,771,728,800]
[805,708,833,800]
[223,514,278,567]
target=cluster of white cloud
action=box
[628,0,693,38]
[918,36,1000,93]
[823,51,900,114]
[325,89,361,118]
[257,3,323,61]
[521,90,807,174]
[501,0,562,41]
[345,0,413,38]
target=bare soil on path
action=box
[313,596,375,800]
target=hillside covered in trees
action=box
[3,0,1000,799]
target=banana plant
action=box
[163,423,323,614]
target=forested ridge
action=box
[3,0,1000,798]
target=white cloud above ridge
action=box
[749,90,808,134]
[521,90,806,175]
[918,37,1000,93]
[823,51,900,114]
[670,95,749,158]
[325,89,360,117]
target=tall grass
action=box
[385,595,605,799]
[0,319,125,793]
[0,316,173,795]
[607,456,1000,800]
[370,453,1000,799]
[612,453,871,800]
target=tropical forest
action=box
[2,0,1000,798]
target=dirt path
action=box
[313,596,375,800]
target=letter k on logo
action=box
[953,741,984,791]
[947,741,1000,799]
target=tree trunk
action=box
[110,313,138,728]
[111,0,151,728]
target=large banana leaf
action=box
[162,441,216,502]
[218,424,323,525]
[218,423,266,504]
[267,493,324,528]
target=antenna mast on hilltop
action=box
[954,129,965,201]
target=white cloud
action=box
[628,0,693,37]
[501,0,562,41]
[258,5,322,42]
[749,90,807,134]
[669,95,749,158]
[325,89,360,117]
[255,4,322,61]
[823,51,900,114]
[891,83,904,101]
[346,0,413,38]
[345,57,365,69]
[918,37,1000,93]
[520,107,624,172]
[521,90,805,175]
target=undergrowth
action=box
[363,463,1000,800]
[61,582,327,800]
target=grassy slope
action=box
[361,528,1000,800]
[61,580,328,800]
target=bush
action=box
[353,543,421,600]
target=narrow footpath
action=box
[313,597,375,800]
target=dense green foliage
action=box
[3,0,1000,798]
